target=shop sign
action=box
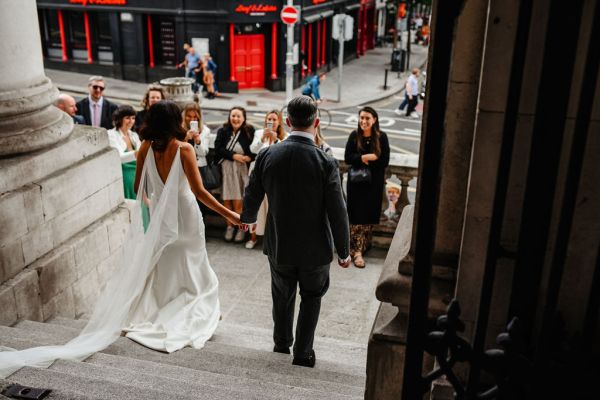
[69,0,127,5]
[235,4,278,16]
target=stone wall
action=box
[0,125,130,325]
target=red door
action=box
[233,34,265,89]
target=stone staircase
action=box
[0,318,366,400]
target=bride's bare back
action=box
[134,138,240,228]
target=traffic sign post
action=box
[281,3,299,104]
[332,14,353,102]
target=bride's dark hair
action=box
[139,100,187,151]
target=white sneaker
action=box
[410,111,420,119]
[224,226,235,242]
[234,228,246,243]
[245,239,257,249]
[394,109,403,116]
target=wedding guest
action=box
[214,106,256,243]
[344,106,390,268]
[107,105,141,199]
[315,125,333,157]
[54,93,85,124]
[181,102,211,168]
[76,76,119,129]
[246,110,287,249]
[135,85,167,131]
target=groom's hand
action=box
[338,255,351,268]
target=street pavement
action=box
[46,41,428,113]
[48,42,428,156]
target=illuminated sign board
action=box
[235,4,278,15]
[69,0,127,5]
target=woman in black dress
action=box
[344,107,390,268]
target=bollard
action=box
[384,69,389,90]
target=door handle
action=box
[246,67,252,71]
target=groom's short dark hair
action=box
[287,96,318,129]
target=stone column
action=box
[0,0,71,156]
[0,0,130,325]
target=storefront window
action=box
[41,10,63,60]
[68,11,88,62]
[95,13,113,64]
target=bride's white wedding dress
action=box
[0,146,220,377]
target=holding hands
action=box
[232,154,252,163]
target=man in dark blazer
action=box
[241,96,351,368]
[76,76,119,130]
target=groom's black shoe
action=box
[273,345,290,354]
[292,350,316,368]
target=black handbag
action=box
[348,165,372,184]
[200,163,222,190]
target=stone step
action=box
[48,317,368,370]
[103,336,365,396]
[44,318,366,384]
[8,321,365,397]
[7,366,198,400]
[83,353,360,400]
[48,359,283,400]
[213,321,368,368]
[1,378,93,400]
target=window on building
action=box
[95,13,113,64]
[41,10,63,60]
[68,11,88,62]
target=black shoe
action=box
[292,350,316,368]
[273,345,290,354]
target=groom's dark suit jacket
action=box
[76,96,119,130]
[241,134,350,267]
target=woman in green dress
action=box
[107,105,141,200]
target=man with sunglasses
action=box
[76,76,119,130]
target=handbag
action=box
[348,165,372,184]
[200,163,222,190]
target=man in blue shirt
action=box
[302,73,326,102]
[177,43,201,93]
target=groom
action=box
[241,96,351,367]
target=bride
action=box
[0,100,241,376]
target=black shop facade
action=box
[36,0,378,92]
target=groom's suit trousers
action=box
[269,257,330,358]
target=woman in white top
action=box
[246,109,287,249]
[181,102,211,167]
[107,105,142,199]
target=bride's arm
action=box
[134,141,151,194]
[180,143,241,226]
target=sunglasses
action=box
[92,85,105,91]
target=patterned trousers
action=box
[350,224,374,256]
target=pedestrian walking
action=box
[405,68,420,118]
[76,76,119,130]
[177,43,201,93]
[241,96,350,367]
[203,53,220,97]
[301,73,326,103]
[344,107,390,268]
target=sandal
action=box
[353,253,366,268]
